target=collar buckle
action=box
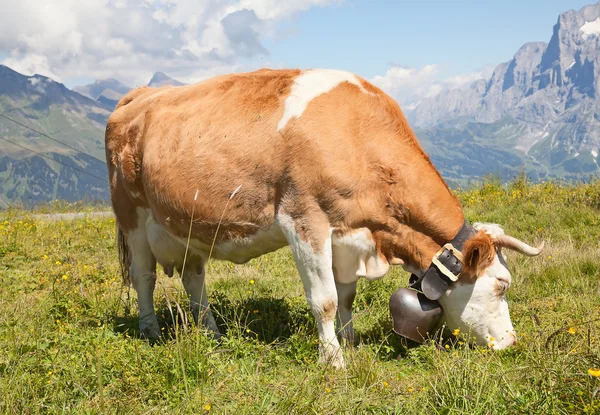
[431,243,464,282]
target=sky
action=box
[0,0,595,109]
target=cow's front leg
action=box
[335,281,357,346]
[278,212,344,369]
[181,263,220,339]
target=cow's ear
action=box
[461,231,495,277]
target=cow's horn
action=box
[494,234,545,256]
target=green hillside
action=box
[0,65,110,207]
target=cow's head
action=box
[438,223,543,349]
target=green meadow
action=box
[1,176,599,414]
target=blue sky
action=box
[264,0,593,79]
[0,0,594,105]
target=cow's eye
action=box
[495,279,509,296]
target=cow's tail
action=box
[117,225,131,287]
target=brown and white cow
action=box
[105,68,543,368]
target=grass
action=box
[1,176,600,414]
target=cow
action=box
[105,68,543,369]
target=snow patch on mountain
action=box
[580,17,600,39]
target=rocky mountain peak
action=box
[147,72,185,87]
[73,78,131,100]
[409,2,600,180]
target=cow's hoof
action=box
[140,326,161,341]
[139,315,161,341]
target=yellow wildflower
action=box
[246,329,251,333]
[205,404,211,411]
[55,260,61,265]
[489,337,495,341]
[62,275,68,280]
[382,381,389,387]
[452,328,460,336]
[325,387,331,393]
[588,368,600,377]
[567,327,576,335]
[408,387,414,393]
[444,344,450,349]
[249,279,255,285]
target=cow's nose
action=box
[491,332,517,350]
[508,332,517,346]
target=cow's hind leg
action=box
[126,208,160,339]
[145,216,220,338]
[180,263,220,338]
[278,212,344,369]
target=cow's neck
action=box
[390,159,465,243]
[403,181,464,245]
[380,146,466,271]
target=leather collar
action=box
[408,219,476,300]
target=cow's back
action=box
[105,68,433,251]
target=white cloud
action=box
[0,0,342,86]
[371,64,494,111]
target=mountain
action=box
[74,72,185,109]
[147,72,186,87]
[0,65,110,207]
[410,2,600,180]
[73,78,131,109]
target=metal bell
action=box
[389,287,443,343]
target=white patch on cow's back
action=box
[331,228,390,283]
[277,69,370,131]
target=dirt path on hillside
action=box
[30,211,114,221]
